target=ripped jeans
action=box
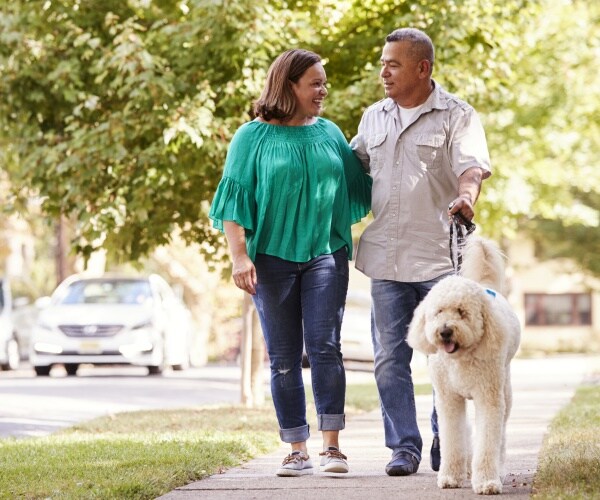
[252,249,348,443]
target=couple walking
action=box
[209,28,491,477]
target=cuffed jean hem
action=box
[318,413,345,431]
[279,424,310,443]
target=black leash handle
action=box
[449,211,476,273]
[452,211,476,233]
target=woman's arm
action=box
[224,221,257,295]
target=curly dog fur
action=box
[407,236,521,495]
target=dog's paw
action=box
[438,474,462,489]
[472,478,502,495]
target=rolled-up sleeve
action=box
[449,108,491,179]
[350,115,372,172]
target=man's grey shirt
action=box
[351,81,491,282]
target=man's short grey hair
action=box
[386,28,435,66]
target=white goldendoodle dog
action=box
[407,236,521,495]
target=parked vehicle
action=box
[339,290,373,363]
[29,273,193,376]
[0,278,20,371]
[302,290,373,367]
[11,296,39,361]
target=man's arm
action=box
[350,114,371,172]
[350,134,371,171]
[448,167,484,222]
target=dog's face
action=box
[408,276,486,356]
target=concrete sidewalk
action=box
[159,355,599,499]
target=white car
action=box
[0,278,20,371]
[302,290,373,367]
[340,291,373,363]
[341,290,373,362]
[29,274,193,376]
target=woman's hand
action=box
[231,254,257,295]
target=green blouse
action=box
[209,117,372,262]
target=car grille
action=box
[58,324,124,337]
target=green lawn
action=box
[532,383,600,499]
[0,407,279,499]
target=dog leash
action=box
[449,208,476,274]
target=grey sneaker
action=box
[276,451,314,477]
[319,446,349,473]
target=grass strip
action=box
[0,407,279,499]
[532,383,600,499]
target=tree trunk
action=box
[55,216,68,285]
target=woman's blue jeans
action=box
[370,276,446,461]
[252,248,349,443]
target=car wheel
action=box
[0,337,20,371]
[148,340,166,375]
[171,353,190,372]
[34,365,51,376]
[64,363,79,376]
[147,364,163,375]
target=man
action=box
[351,28,491,476]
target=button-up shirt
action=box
[351,81,491,282]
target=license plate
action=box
[79,341,101,354]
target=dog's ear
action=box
[407,302,437,355]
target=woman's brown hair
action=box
[253,49,321,122]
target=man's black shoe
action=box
[430,436,441,472]
[385,451,419,476]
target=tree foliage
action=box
[1,0,318,262]
[1,0,598,275]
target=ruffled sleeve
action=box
[209,176,256,232]
[346,162,372,224]
[208,122,258,232]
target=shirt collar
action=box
[381,79,447,114]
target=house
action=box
[507,237,599,353]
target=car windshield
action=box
[57,280,152,305]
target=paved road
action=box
[0,363,251,438]
[0,360,377,439]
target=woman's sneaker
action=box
[276,451,314,477]
[319,446,349,473]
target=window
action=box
[59,280,152,305]
[525,293,592,326]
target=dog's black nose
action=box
[440,327,453,340]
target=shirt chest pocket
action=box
[416,133,445,170]
[367,133,387,171]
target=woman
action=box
[209,49,371,477]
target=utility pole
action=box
[240,293,265,407]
